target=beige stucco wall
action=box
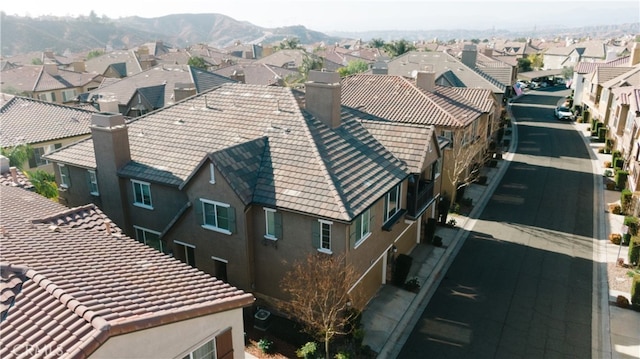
[90,308,245,359]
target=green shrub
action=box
[297,342,318,358]
[622,189,633,213]
[616,170,629,189]
[610,233,622,245]
[258,338,274,354]
[631,274,640,308]
[598,127,607,142]
[624,216,639,235]
[629,237,640,267]
[614,158,624,169]
[335,352,352,359]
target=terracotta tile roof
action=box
[32,203,124,236]
[88,64,234,108]
[33,69,101,92]
[213,63,299,85]
[387,51,505,94]
[0,166,33,189]
[0,263,28,322]
[0,96,95,147]
[602,67,640,89]
[48,83,416,221]
[84,50,143,76]
[256,50,343,72]
[592,67,636,85]
[340,74,486,128]
[0,185,254,358]
[0,65,43,93]
[575,57,632,74]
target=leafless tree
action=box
[279,253,363,359]
[445,127,491,205]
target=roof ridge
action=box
[300,110,350,221]
[2,95,96,114]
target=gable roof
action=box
[0,96,95,147]
[340,74,489,128]
[48,83,418,221]
[89,64,235,108]
[84,49,143,76]
[601,66,640,89]
[386,51,505,94]
[213,63,300,86]
[0,185,254,358]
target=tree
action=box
[444,126,491,205]
[1,144,33,170]
[26,169,58,199]
[517,57,532,72]
[470,39,480,44]
[31,58,43,65]
[187,56,207,70]
[337,60,369,77]
[279,253,364,359]
[87,49,105,60]
[527,53,544,70]
[369,38,385,49]
[561,66,574,79]
[383,39,416,57]
[277,37,300,50]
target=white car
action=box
[555,106,574,121]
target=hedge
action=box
[616,170,629,189]
[631,274,640,308]
[629,236,640,267]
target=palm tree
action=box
[369,38,385,49]
[383,39,416,57]
[277,37,300,50]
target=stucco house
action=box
[44,71,443,312]
[0,96,97,172]
[0,185,254,359]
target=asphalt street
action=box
[399,88,595,358]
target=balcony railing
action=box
[406,180,435,219]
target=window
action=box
[312,219,333,253]
[433,157,442,179]
[199,199,235,235]
[212,256,228,282]
[38,92,56,102]
[351,208,371,248]
[384,184,401,223]
[87,170,99,195]
[174,241,196,267]
[131,180,153,209]
[182,338,215,359]
[28,144,59,168]
[181,329,233,359]
[58,164,70,188]
[264,208,282,240]
[209,163,216,184]
[134,226,164,253]
[320,220,332,252]
[62,89,76,102]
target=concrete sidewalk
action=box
[360,102,640,358]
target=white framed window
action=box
[199,199,234,235]
[62,89,77,102]
[319,220,332,253]
[58,164,70,188]
[38,92,56,102]
[131,180,153,209]
[384,184,401,223]
[352,208,371,248]
[134,226,163,252]
[264,208,279,240]
[433,157,442,179]
[182,337,215,359]
[209,163,216,184]
[180,329,232,359]
[88,170,99,196]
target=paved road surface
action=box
[399,88,595,358]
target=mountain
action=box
[0,13,345,56]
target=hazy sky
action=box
[3,0,639,32]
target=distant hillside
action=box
[0,13,345,56]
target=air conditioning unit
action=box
[254,309,271,331]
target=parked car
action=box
[555,106,574,121]
[516,81,529,90]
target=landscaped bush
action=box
[622,189,633,213]
[604,169,613,177]
[616,295,630,308]
[598,127,607,142]
[629,236,640,267]
[631,274,640,308]
[608,203,622,214]
[296,342,318,359]
[615,170,629,189]
[609,233,622,245]
[624,216,638,235]
[583,109,591,124]
[604,161,612,168]
[258,338,274,354]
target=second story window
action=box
[131,180,153,209]
[350,208,372,249]
[264,208,282,240]
[312,219,333,254]
[384,184,401,223]
[199,199,235,235]
[58,164,70,188]
[134,226,164,253]
[87,170,99,196]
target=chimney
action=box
[305,70,342,129]
[371,60,388,75]
[230,70,246,83]
[416,70,436,92]
[10,167,18,185]
[91,112,131,228]
[0,156,9,174]
[43,63,58,75]
[461,44,478,68]
[97,95,120,113]
[73,60,86,73]
[174,83,197,102]
[630,42,640,66]
[483,47,493,57]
